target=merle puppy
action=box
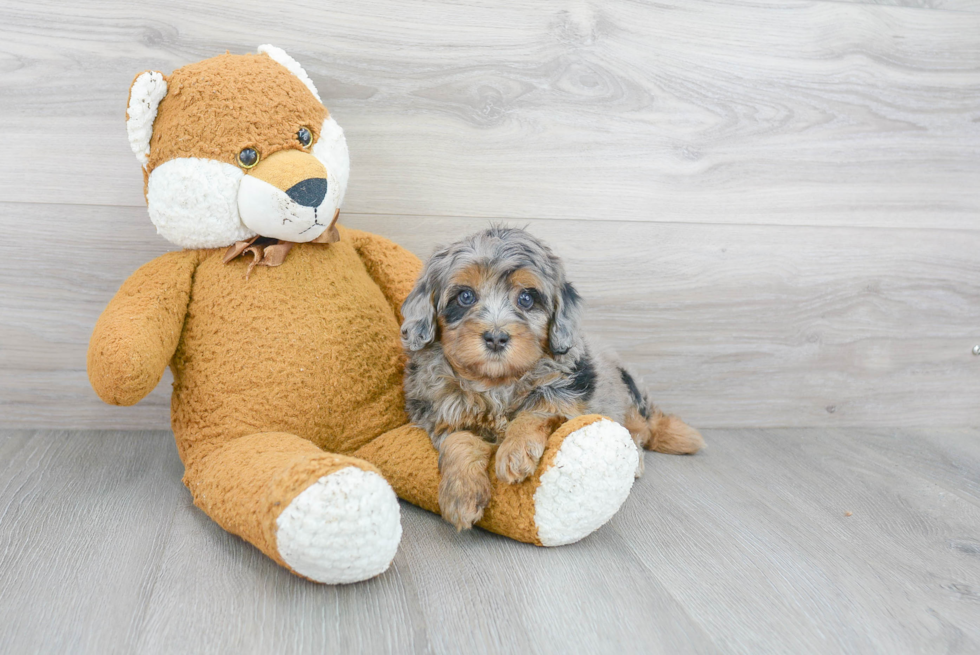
[400,226,703,530]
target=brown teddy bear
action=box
[88,46,638,584]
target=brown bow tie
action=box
[223,209,341,278]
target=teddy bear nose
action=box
[285,178,327,207]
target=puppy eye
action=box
[457,289,476,306]
[237,148,259,169]
[517,289,534,310]
[297,126,313,148]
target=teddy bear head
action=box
[126,45,350,249]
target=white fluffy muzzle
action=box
[237,174,335,243]
[146,158,255,249]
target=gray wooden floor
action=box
[2,428,978,654]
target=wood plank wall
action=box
[1,0,978,429]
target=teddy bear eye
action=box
[238,148,259,168]
[297,127,312,148]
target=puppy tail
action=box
[646,409,704,455]
[619,367,704,455]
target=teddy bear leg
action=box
[353,415,636,547]
[181,431,401,584]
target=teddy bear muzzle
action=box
[237,148,336,243]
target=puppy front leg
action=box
[496,412,562,484]
[438,431,494,531]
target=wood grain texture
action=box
[835,0,980,11]
[0,0,978,228]
[2,0,978,429]
[612,427,980,653]
[350,215,980,430]
[3,204,977,429]
[2,428,979,654]
[0,430,185,654]
[3,2,978,649]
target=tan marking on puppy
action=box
[497,323,545,379]
[439,319,491,380]
[508,269,543,292]
[438,430,495,530]
[509,268,551,352]
[495,412,563,484]
[646,410,704,455]
[450,263,488,291]
[623,406,651,477]
[441,319,543,384]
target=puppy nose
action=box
[285,178,327,207]
[483,330,510,352]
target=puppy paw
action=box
[495,434,545,484]
[438,468,492,531]
[634,445,645,478]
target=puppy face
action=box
[402,227,584,382]
[439,264,550,381]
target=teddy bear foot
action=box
[531,418,637,547]
[275,467,402,584]
[353,418,637,548]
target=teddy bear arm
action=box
[342,227,423,321]
[87,250,202,406]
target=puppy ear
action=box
[126,71,168,166]
[258,44,322,103]
[549,282,583,356]
[400,278,438,351]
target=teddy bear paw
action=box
[533,418,637,546]
[275,467,402,584]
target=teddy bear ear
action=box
[257,44,322,103]
[126,71,168,166]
